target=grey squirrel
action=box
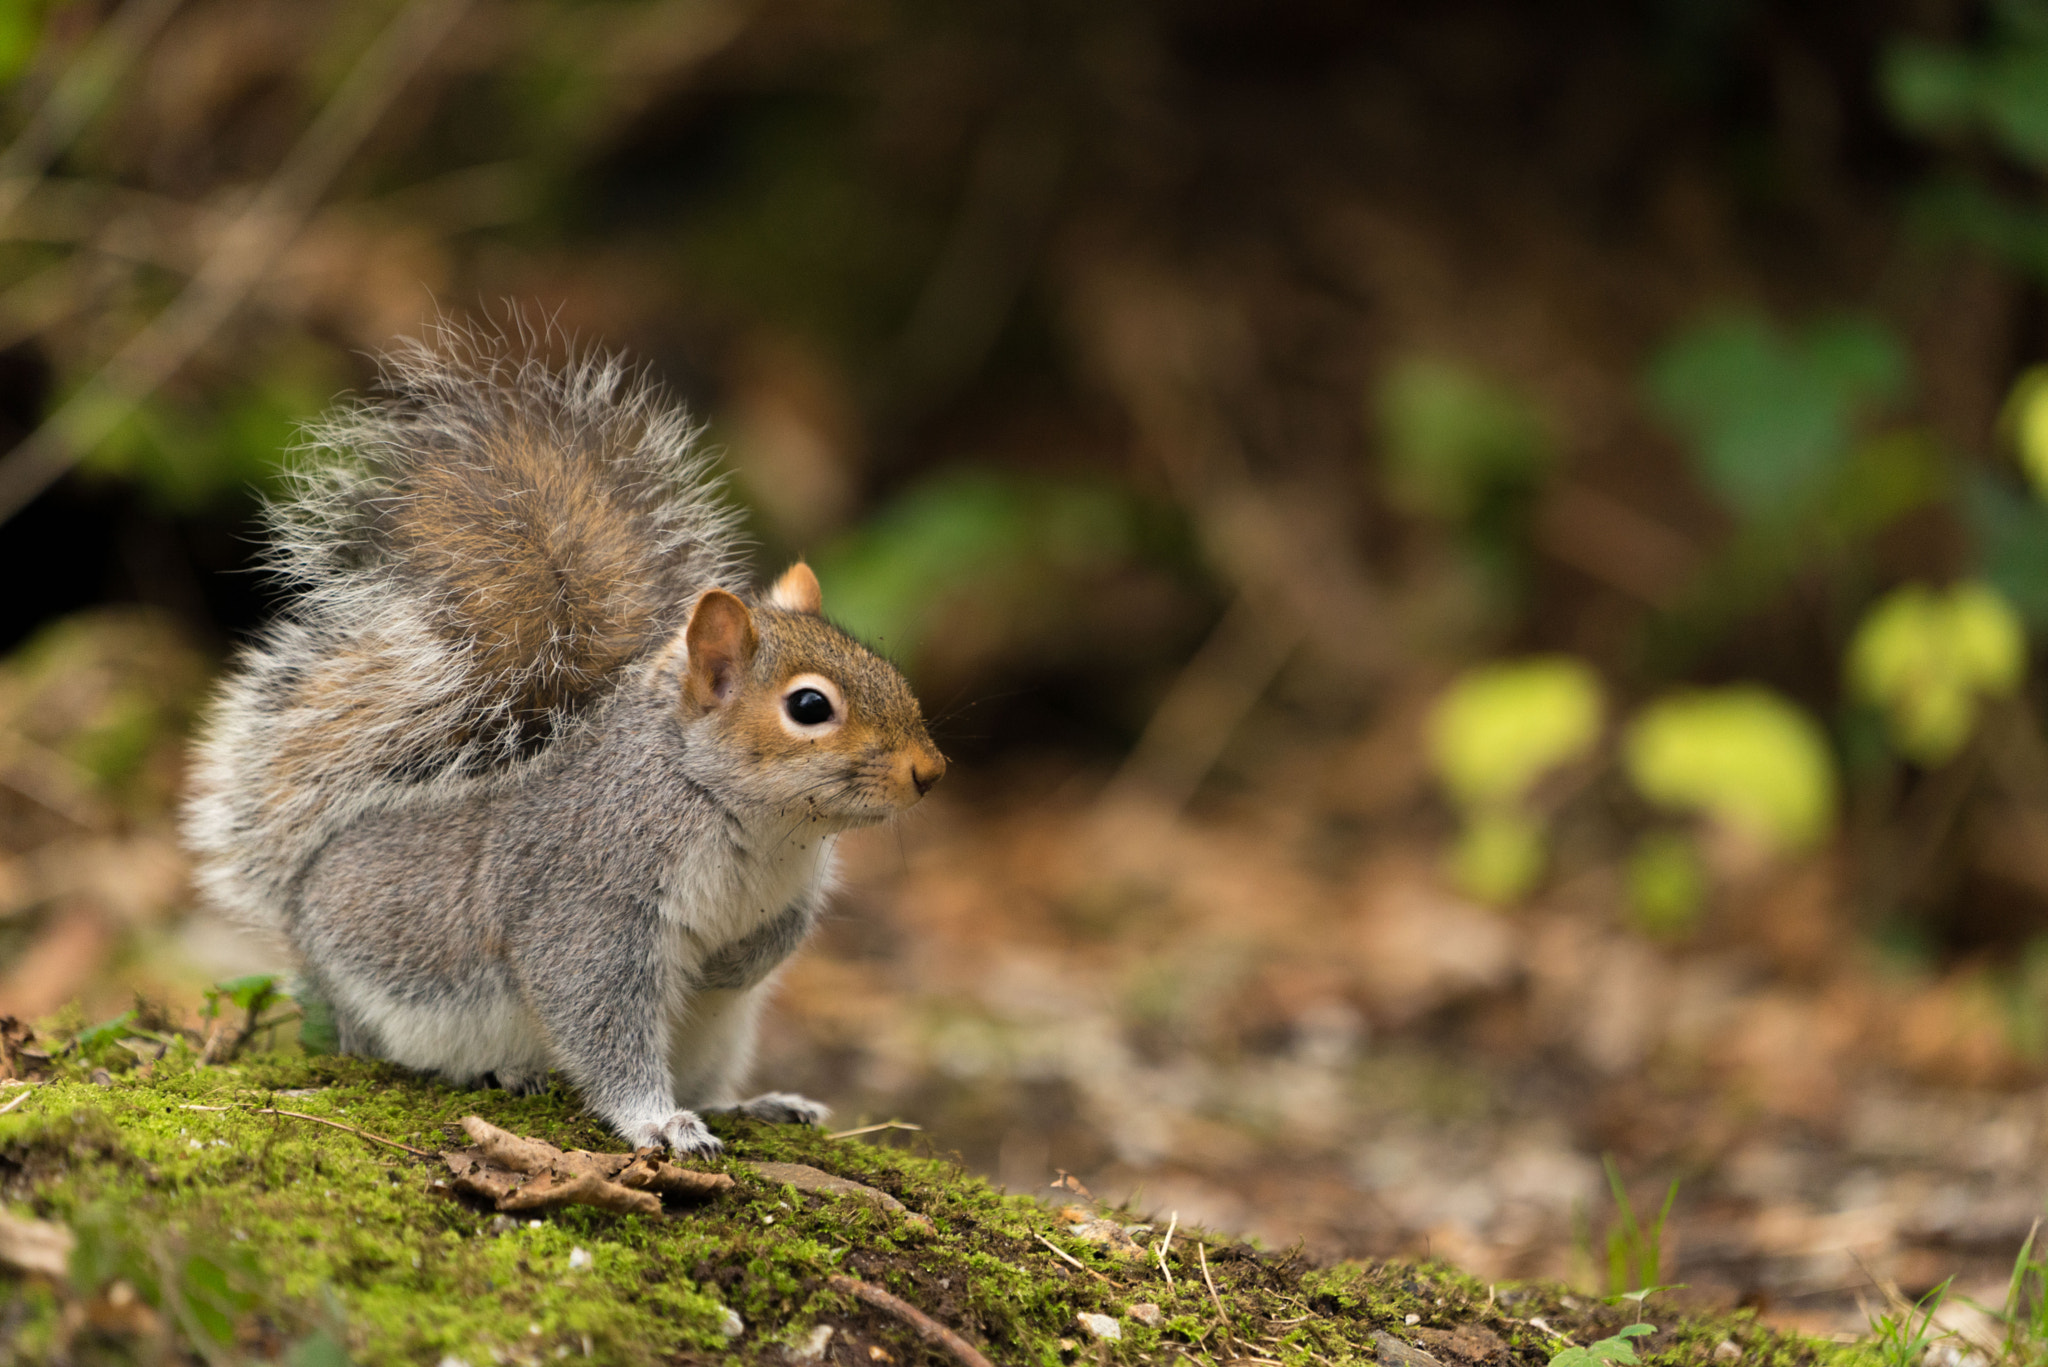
[183,325,945,1154]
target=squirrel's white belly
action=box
[323,964,552,1086]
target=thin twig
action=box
[0,1084,35,1116]
[1158,1209,1178,1291]
[826,1119,924,1140]
[1035,1232,1111,1283]
[0,0,187,228]
[0,0,475,524]
[826,1274,995,1367]
[179,1103,435,1158]
[1198,1240,1235,1354]
[1098,589,1304,815]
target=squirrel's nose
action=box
[911,752,946,797]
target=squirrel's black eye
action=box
[784,687,834,726]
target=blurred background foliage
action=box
[14,0,2048,1323]
[5,0,2048,993]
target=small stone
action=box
[1076,1312,1122,1342]
[787,1325,834,1362]
[89,1069,112,1086]
[1058,1205,1146,1259]
[567,1247,592,1271]
[0,1211,75,1277]
[719,1307,744,1339]
[436,1357,471,1367]
[1714,1342,1741,1361]
[1371,1331,1444,1367]
[1057,1339,1077,1352]
[867,1348,894,1362]
[1404,1313,1420,1325]
[1128,1302,1163,1327]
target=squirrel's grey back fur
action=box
[184,324,744,939]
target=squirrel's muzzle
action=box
[895,744,946,806]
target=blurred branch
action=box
[3,178,219,260]
[1072,261,1396,675]
[1070,260,1399,807]
[0,730,114,831]
[0,0,186,229]
[1534,482,1699,607]
[0,0,476,526]
[1098,589,1303,814]
[0,258,102,358]
[888,106,1064,414]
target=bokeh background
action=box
[8,0,2048,1340]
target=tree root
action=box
[826,1274,995,1367]
[442,1115,733,1217]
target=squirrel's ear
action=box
[768,561,822,615]
[683,589,759,713]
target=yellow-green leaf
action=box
[1426,657,1604,808]
[1623,687,1836,850]
[1626,831,1707,939]
[2010,365,2048,499]
[1847,580,2025,764]
[1448,809,1546,905]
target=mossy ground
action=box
[1,1053,1846,1366]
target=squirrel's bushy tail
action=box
[184,323,743,935]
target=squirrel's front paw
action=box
[727,1091,830,1126]
[624,1110,724,1156]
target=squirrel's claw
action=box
[627,1111,725,1156]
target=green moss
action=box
[0,1055,1841,1365]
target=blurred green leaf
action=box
[206,974,283,1017]
[811,469,1155,663]
[1427,656,1604,809]
[76,351,337,511]
[1901,176,2048,281]
[0,3,42,86]
[1883,5,2048,169]
[73,1011,136,1055]
[1820,429,1948,541]
[296,981,340,1056]
[1378,358,1551,522]
[1626,831,1706,939]
[2005,366,2048,498]
[0,609,209,810]
[1645,314,1906,522]
[1640,428,1947,676]
[1624,687,1837,850]
[1448,808,1546,905]
[64,689,160,788]
[1882,41,1980,134]
[1847,581,2025,765]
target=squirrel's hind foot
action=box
[625,1111,725,1157]
[709,1091,830,1127]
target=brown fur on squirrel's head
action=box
[673,562,944,825]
